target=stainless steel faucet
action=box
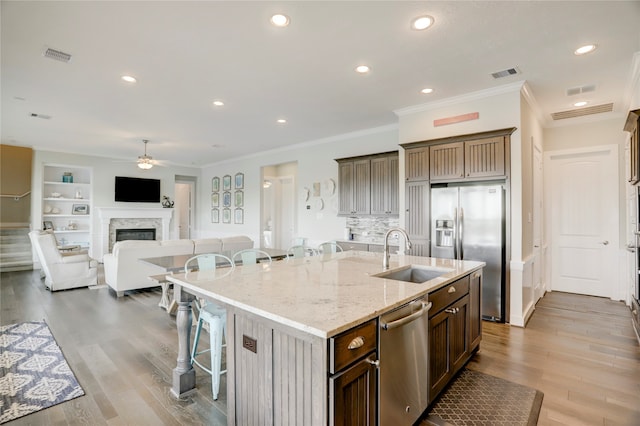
[383,227,412,270]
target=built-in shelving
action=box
[41,164,93,250]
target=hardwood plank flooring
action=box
[2,270,639,425]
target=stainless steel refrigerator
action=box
[431,184,505,321]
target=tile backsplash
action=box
[345,216,399,245]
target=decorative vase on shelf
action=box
[62,172,73,183]
[75,189,83,199]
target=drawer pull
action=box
[366,358,380,368]
[347,336,365,350]
[447,286,456,294]
[445,307,459,314]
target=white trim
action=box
[622,51,640,111]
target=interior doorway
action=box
[545,145,619,299]
[175,176,196,240]
[262,162,297,249]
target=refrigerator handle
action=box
[453,208,458,259]
[459,207,464,260]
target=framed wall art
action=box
[222,208,231,224]
[234,190,244,207]
[223,175,232,191]
[211,208,219,223]
[235,172,244,189]
[234,208,244,224]
[211,192,219,208]
[223,191,231,207]
[72,204,89,215]
[212,176,220,192]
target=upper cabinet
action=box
[336,152,398,216]
[402,127,515,183]
[624,109,640,185]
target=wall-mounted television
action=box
[115,176,161,203]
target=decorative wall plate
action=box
[315,198,324,211]
[323,178,336,196]
[303,187,310,201]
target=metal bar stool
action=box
[185,253,234,400]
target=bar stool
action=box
[317,241,343,254]
[286,245,318,259]
[185,253,234,400]
[232,248,273,266]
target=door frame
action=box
[175,175,196,240]
[544,144,621,300]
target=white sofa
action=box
[103,236,253,297]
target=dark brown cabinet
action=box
[469,270,482,352]
[624,109,640,184]
[336,152,398,216]
[329,319,378,426]
[430,137,506,182]
[405,146,430,181]
[428,276,472,404]
[370,154,399,215]
[338,159,371,215]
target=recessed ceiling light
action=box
[212,100,224,107]
[574,44,597,55]
[277,118,287,124]
[574,101,588,107]
[355,65,370,74]
[411,15,435,30]
[270,14,290,27]
[421,88,434,94]
[121,75,137,83]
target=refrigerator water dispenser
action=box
[435,220,454,247]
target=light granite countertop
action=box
[166,251,484,338]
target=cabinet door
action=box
[405,181,429,240]
[469,270,482,351]
[630,123,639,184]
[371,155,399,216]
[464,136,505,178]
[338,161,355,215]
[430,142,464,181]
[449,295,470,374]
[428,307,451,402]
[352,159,371,215]
[370,157,389,215]
[330,355,377,426]
[405,147,430,181]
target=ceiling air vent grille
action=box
[551,103,613,120]
[491,67,520,79]
[30,113,51,120]
[566,84,596,96]
[43,47,72,63]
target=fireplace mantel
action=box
[96,207,173,261]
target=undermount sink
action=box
[373,265,452,284]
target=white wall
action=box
[197,126,400,246]
[31,150,200,258]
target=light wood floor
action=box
[1,270,639,425]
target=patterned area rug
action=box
[0,321,85,424]
[424,369,543,426]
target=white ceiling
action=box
[2,1,639,168]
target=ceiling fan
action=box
[137,139,154,170]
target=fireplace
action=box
[116,228,156,242]
[97,207,173,261]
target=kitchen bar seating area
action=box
[1,268,638,425]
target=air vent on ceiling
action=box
[491,67,520,79]
[30,113,51,120]
[43,47,72,63]
[551,103,613,120]
[566,84,596,96]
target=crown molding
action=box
[393,81,525,117]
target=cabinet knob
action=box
[447,286,456,294]
[347,336,365,350]
[366,358,380,368]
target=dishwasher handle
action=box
[380,301,432,330]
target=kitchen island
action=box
[166,250,484,426]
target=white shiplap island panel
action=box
[166,251,484,425]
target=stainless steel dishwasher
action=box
[379,295,432,426]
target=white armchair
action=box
[28,230,98,291]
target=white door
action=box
[532,145,544,301]
[547,145,619,298]
[175,181,193,239]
